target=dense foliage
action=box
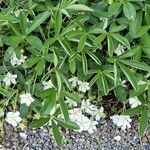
[0,0,150,147]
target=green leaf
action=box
[145,4,150,26]
[20,104,29,118]
[99,73,109,95]
[55,10,62,36]
[69,60,76,74]
[94,33,106,45]
[89,73,100,87]
[118,46,140,59]
[118,59,150,72]
[30,117,50,128]
[55,70,63,96]
[123,2,136,20]
[20,10,27,34]
[77,34,87,52]
[108,2,121,17]
[107,34,114,57]
[8,21,22,35]
[82,52,88,75]
[111,33,130,49]
[27,11,50,34]
[54,118,80,130]
[134,26,149,38]
[26,36,43,50]
[147,83,150,101]
[58,40,71,56]
[63,91,81,102]
[4,47,14,62]
[86,50,101,65]
[117,62,139,91]
[59,97,69,121]
[114,85,127,102]
[66,4,93,11]
[140,109,148,135]
[4,35,23,46]
[35,59,45,75]
[24,57,40,68]
[130,83,147,97]
[114,62,119,86]
[124,106,143,117]
[40,88,57,117]
[110,25,127,33]
[51,120,62,148]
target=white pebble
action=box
[114,135,121,142]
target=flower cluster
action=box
[68,99,105,134]
[69,77,90,93]
[10,53,27,66]
[111,115,132,131]
[5,111,22,127]
[128,97,141,108]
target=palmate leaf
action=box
[117,62,139,91]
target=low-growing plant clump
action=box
[0,0,150,148]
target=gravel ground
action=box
[1,119,150,150]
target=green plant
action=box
[0,0,150,148]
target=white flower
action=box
[5,111,22,127]
[65,97,77,107]
[114,44,125,56]
[93,107,105,121]
[138,80,147,85]
[100,17,108,30]
[19,132,27,140]
[14,10,21,17]
[120,79,127,87]
[42,80,54,90]
[10,53,27,66]
[145,72,150,78]
[114,135,121,142]
[0,145,4,150]
[68,77,80,88]
[69,108,82,122]
[81,99,96,114]
[87,120,98,134]
[129,97,141,108]
[110,115,132,131]
[3,72,17,86]
[20,93,35,106]
[76,115,90,132]
[78,81,90,93]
